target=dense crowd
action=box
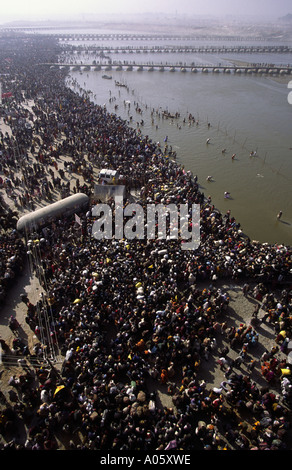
[0,195,26,302]
[0,33,291,451]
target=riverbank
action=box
[226,58,291,83]
[67,58,292,246]
[0,33,291,451]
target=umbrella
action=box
[53,385,65,397]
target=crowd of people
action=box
[0,193,26,302]
[0,32,291,451]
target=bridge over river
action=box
[59,44,292,54]
[43,62,292,76]
[0,29,279,43]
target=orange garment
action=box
[160,369,168,384]
[136,339,145,351]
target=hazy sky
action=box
[1,0,291,22]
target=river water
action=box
[58,32,292,245]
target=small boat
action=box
[115,80,127,87]
[162,111,176,119]
[102,74,112,80]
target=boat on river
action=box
[115,80,127,87]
